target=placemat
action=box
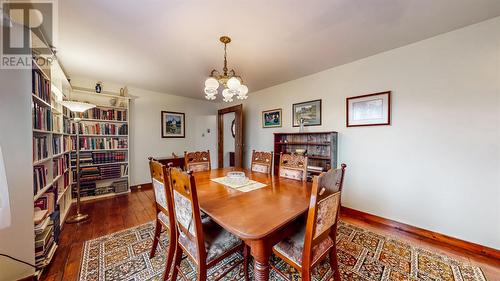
[211,176,267,192]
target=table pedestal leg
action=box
[250,240,271,281]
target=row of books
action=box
[63,135,72,152]
[72,164,128,183]
[53,115,62,133]
[53,136,62,155]
[52,156,69,178]
[72,123,128,135]
[34,188,59,267]
[71,108,127,121]
[32,69,51,103]
[33,165,48,195]
[91,151,127,164]
[63,118,71,134]
[33,136,49,162]
[72,179,129,198]
[70,151,93,167]
[73,137,128,150]
[33,102,52,131]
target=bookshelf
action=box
[273,131,338,180]
[67,88,131,201]
[31,56,73,277]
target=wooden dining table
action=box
[192,167,312,281]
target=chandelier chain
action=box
[223,42,228,76]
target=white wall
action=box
[0,47,36,280]
[69,78,218,186]
[223,112,235,167]
[223,17,500,249]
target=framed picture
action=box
[292,99,322,127]
[346,91,391,127]
[161,111,185,138]
[262,108,282,128]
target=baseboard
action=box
[130,182,152,190]
[340,206,500,260]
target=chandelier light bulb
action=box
[205,77,219,89]
[227,77,241,90]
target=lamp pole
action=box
[66,117,89,223]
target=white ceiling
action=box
[57,0,500,99]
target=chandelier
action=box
[204,36,248,102]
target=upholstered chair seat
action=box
[179,218,242,263]
[273,225,334,267]
[157,212,169,226]
[271,164,347,281]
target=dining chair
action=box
[169,167,249,281]
[184,150,211,172]
[251,150,273,174]
[148,157,177,281]
[278,152,308,181]
[271,164,347,281]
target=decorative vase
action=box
[95,81,102,93]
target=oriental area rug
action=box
[79,221,487,281]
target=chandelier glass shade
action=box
[204,36,248,102]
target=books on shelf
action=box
[33,165,48,195]
[32,69,51,103]
[92,151,126,164]
[52,115,62,133]
[52,157,68,178]
[53,136,62,155]
[34,209,49,225]
[63,117,71,134]
[34,188,56,214]
[32,101,52,131]
[34,215,51,235]
[35,224,54,266]
[72,108,127,121]
[71,163,128,183]
[72,122,128,135]
[33,135,49,162]
[73,137,128,150]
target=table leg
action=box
[249,240,271,281]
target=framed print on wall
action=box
[161,111,185,138]
[292,99,322,127]
[346,91,391,127]
[262,108,282,128]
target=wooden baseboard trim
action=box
[130,182,152,191]
[340,206,500,260]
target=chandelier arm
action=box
[210,69,219,77]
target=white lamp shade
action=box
[226,77,241,90]
[205,77,219,89]
[238,84,248,95]
[60,100,96,113]
[0,146,11,230]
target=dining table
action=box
[192,167,312,281]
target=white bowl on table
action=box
[226,171,249,186]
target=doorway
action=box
[218,104,243,168]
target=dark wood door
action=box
[218,104,243,168]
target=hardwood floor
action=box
[40,188,500,281]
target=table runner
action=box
[211,176,267,192]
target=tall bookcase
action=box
[273,131,338,180]
[68,88,131,202]
[32,57,73,277]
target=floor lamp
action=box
[60,100,96,224]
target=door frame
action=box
[218,104,243,168]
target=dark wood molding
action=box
[130,183,152,190]
[340,206,500,260]
[217,104,243,168]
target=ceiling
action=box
[57,0,500,99]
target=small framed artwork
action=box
[161,111,185,138]
[262,108,282,128]
[292,99,322,127]
[346,91,391,127]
